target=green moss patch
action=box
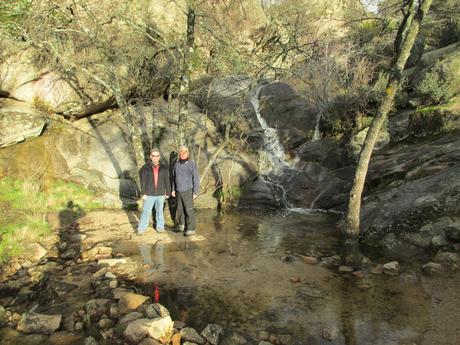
[0,177,101,263]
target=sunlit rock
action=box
[17,313,62,334]
[118,293,150,315]
[123,316,173,343]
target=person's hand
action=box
[142,195,147,200]
[193,194,197,199]
[171,191,176,197]
[165,195,169,199]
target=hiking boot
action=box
[175,224,185,232]
[184,229,196,237]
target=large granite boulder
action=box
[0,100,47,148]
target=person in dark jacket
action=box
[137,148,171,234]
[171,145,200,236]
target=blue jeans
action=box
[138,196,166,232]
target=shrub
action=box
[415,58,460,104]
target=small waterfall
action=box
[250,83,317,213]
[312,110,322,141]
[250,84,290,175]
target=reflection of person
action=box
[138,242,164,270]
[137,148,171,234]
[171,145,200,236]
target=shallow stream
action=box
[115,209,460,345]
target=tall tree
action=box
[177,3,197,146]
[343,0,434,262]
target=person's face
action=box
[179,149,189,160]
[150,151,160,164]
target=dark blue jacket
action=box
[172,159,200,194]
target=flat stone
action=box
[118,293,150,315]
[433,252,459,264]
[24,243,47,262]
[97,258,128,267]
[383,261,400,276]
[338,266,354,273]
[123,316,173,343]
[422,262,443,275]
[299,255,318,264]
[17,313,62,334]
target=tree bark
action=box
[177,6,196,146]
[66,96,117,120]
[343,0,433,262]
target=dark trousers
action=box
[176,189,196,231]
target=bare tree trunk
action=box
[200,119,232,185]
[343,0,433,263]
[177,6,196,146]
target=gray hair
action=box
[178,145,189,153]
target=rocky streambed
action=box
[0,209,459,345]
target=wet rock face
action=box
[256,82,317,141]
[193,77,316,148]
[238,176,281,209]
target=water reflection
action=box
[138,242,165,270]
[121,210,450,345]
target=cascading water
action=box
[249,83,314,213]
[250,84,289,175]
[312,110,322,141]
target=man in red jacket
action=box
[137,148,171,234]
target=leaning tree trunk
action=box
[343,0,433,263]
[177,6,196,146]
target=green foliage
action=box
[226,186,243,202]
[415,59,460,104]
[425,0,460,48]
[0,177,101,212]
[0,0,32,37]
[408,108,447,137]
[0,177,101,262]
[0,219,50,262]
